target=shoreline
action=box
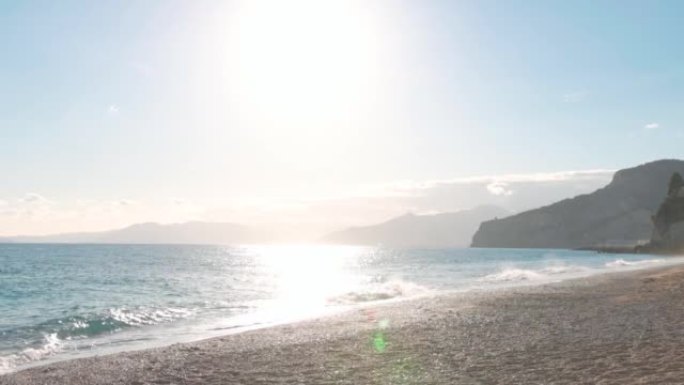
[2,252,678,376]
[5,262,684,384]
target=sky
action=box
[0,0,683,236]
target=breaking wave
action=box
[0,333,61,375]
[26,307,193,340]
[605,258,664,268]
[482,268,545,282]
[482,264,590,282]
[327,279,431,305]
[0,307,193,374]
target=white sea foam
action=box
[0,333,62,374]
[108,307,193,326]
[482,268,546,282]
[19,333,61,361]
[605,258,664,268]
[482,263,590,283]
[541,264,589,275]
[0,357,14,375]
[327,279,431,305]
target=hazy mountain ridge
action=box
[322,205,510,247]
[471,159,684,249]
[0,221,260,245]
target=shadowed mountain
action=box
[471,159,684,249]
[322,205,509,248]
[0,221,260,245]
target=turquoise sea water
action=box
[0,244,678,373]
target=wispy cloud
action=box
[562,91,587,103]
[644,122,659,130]
[380,169,616,194]
[19,193,50,204]
[108,104,120,115]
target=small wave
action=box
[0,307,194,374]
[0,333,62,374]
[3,307,194,353]
[541,264,589,275]
[107,306,193,327]
[482,262,592,283]
[605,258,664,268]
[482,268,546,282]
[327,279,430,305]
[19,333,61,361]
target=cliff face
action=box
[471,160,684,249]
[646,172,684,252]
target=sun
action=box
[224,0,384,121]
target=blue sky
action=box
[0,0,682,235]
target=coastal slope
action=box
[471,159,684,249]
[323,205,509,247]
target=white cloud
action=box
[108,104,120,114]
[0,199,7,207]
[644,122,659,130]
[19,193,50,204]
[486,181,514,196]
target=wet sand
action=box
[5,265,684,384]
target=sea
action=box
[0,243,679,374]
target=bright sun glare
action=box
[255,245,364,317]
[225,0,384,121]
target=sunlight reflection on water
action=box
[251,244,369,318]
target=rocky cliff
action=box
[642,172,684,253]
[471,159,684,249]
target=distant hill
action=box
[471,159,684,249]
[322,206,509,248]
[0,221,260,245]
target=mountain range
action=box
[0,206,508,247]
[0,221,259,245]
[3,159,683,250]
[322,206,509,247]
